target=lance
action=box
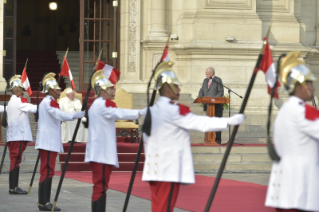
[51,49,103,211]
[204,26,272,211]
[57,47,69,86]
[122,61,162,212]
[123,34,171,211]
[0,78,8,174]
[28,74,45,194]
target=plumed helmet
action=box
[42,73,61,93]
[91,70,115,96]
[154,61,180,94]
[9,75,24,91]
[279,51,316,94]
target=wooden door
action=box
[79,0,119,91]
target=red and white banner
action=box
[60,57,76,90]
[96,60,120,84]
[160,45,169,62]
[21,67,32,96]
[259,38,281,99]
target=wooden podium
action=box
[193,97,229,145]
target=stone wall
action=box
[117,0,319,114]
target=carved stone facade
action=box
[118,0,319,112]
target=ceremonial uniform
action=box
[265,52,319,212]
[141,61,245,212]
[7,94,37,194]
[85,97,141,207]
[59,96,86,143]
[35,72,84,211]
[265,97,319,211]
[142,97,230,211]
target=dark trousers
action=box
[204,103,223,141]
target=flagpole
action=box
[203,25,272,212]
[51,54,101,211]
[24,58,28,68]
[57,47,69,85]
[94,48,103,70]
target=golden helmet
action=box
[154,61,180,94]
[42,73,61,93]
[279,51,316,94]
[91,70,115,96]
[9,75,24,91]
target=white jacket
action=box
[142,96,229,184]
[35,95,75,153]
[85,97,140,167]
[265,96,319,211]
[7,95,37,142]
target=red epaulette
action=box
[177,103,191,116]
[50,99,60,109]
[105,99,117,108]
[305,104,319,121]
[21,97,29,103]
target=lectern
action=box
[193,97,229,145]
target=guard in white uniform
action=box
[35,73,85,211]
[265,52,319,212]
[59,88,86,143]
[6,75,37,195]
[142,61,245,212]
[85,70,145,212]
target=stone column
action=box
[148,0,167,37]
[0,0,8,90]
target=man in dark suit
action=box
[198,67,224,143]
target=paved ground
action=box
[0,173,270,212]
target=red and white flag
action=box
[258,38,281,99]
[160,45,169,62]
[60,57,76,90]
[21,67,32,96]
[96,60,120,84]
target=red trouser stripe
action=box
[39,149,57,183]
[90,162,113,201]
[149,181,180,212]
[8,141,27,171]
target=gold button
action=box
[148,163,150,165]
[148,154,150,157]
[155,171,157,174]
[147,172,149,174]
[155,163,157,165]
[156,154,158,157]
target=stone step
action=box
[194,162,272,173]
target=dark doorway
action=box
[17,0,80,51]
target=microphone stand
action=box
[211,78,244,146]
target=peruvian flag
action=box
[96,60,120,84]
[258,38,281,99]
[161,45,169,62]
[60,57,76,90]
[21,67,32,96]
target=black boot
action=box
[38,178,61,211]
[92,194,106,212]
[9,167,27,194]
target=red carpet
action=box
[55,171,274,212]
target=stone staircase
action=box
[56,51,93,90]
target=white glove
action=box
[81,117,87,122]
[228,114,245,126]
[73,111,85,119]
[139,107,147,116]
